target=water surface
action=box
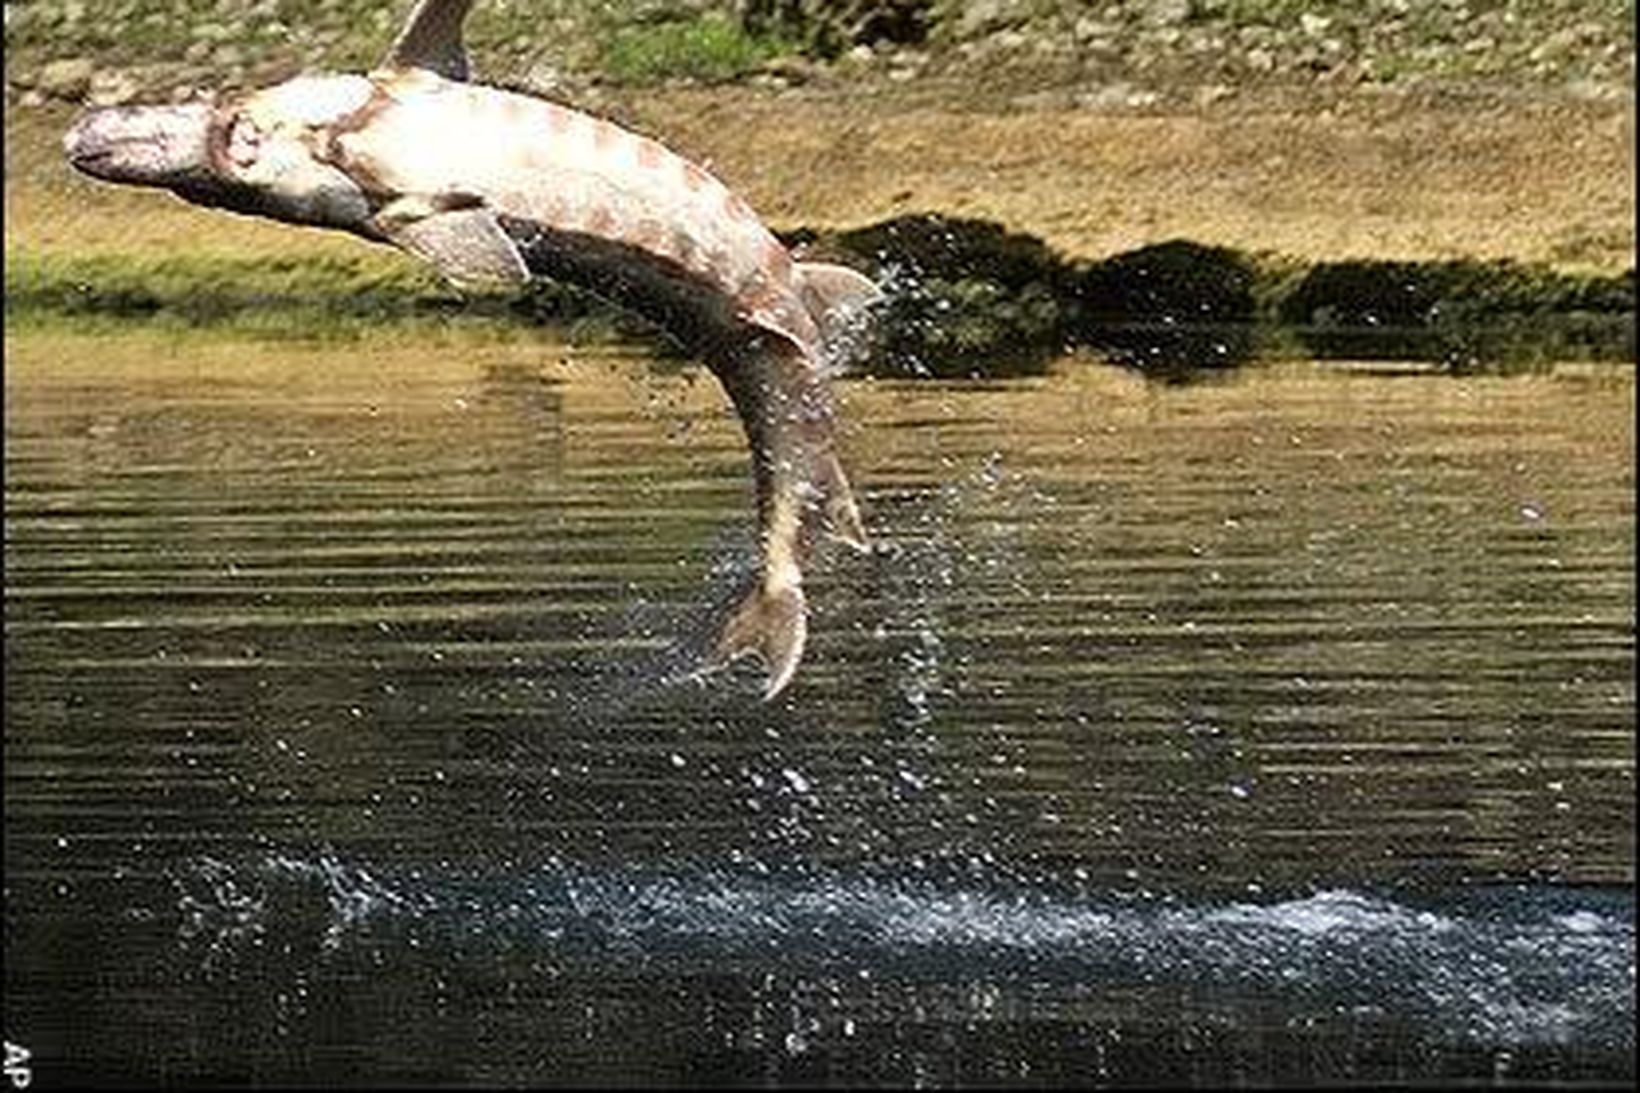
[5,328,1633,1085]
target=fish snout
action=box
[64,104,215,186]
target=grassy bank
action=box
[1,248,665,346]
[10,218,1632,378]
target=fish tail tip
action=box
[708,581,807,701]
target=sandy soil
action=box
[7,79,1634,272]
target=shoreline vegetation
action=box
[9,227,1631,376]
[5,1,1635,375]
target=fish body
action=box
[62,0,877,698]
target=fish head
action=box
[64,74,382,235]
[64,101,215,188]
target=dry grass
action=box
[620,81,1636,273]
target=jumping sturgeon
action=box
[63,0,878,699]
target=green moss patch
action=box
[598,13,797,85]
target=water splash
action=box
[167,850,1633,1052]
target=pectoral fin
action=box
[375,195,530,288]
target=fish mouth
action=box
[63,140,114,172]
[63,104,215,185]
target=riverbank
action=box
[6,4,1633,375]
[8,75,1634,272]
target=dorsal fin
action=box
[383,0,474,81]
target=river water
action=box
[4,327,1633,1086]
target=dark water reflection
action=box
[5,329,1633,1086]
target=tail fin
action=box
[707,580,808,700]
